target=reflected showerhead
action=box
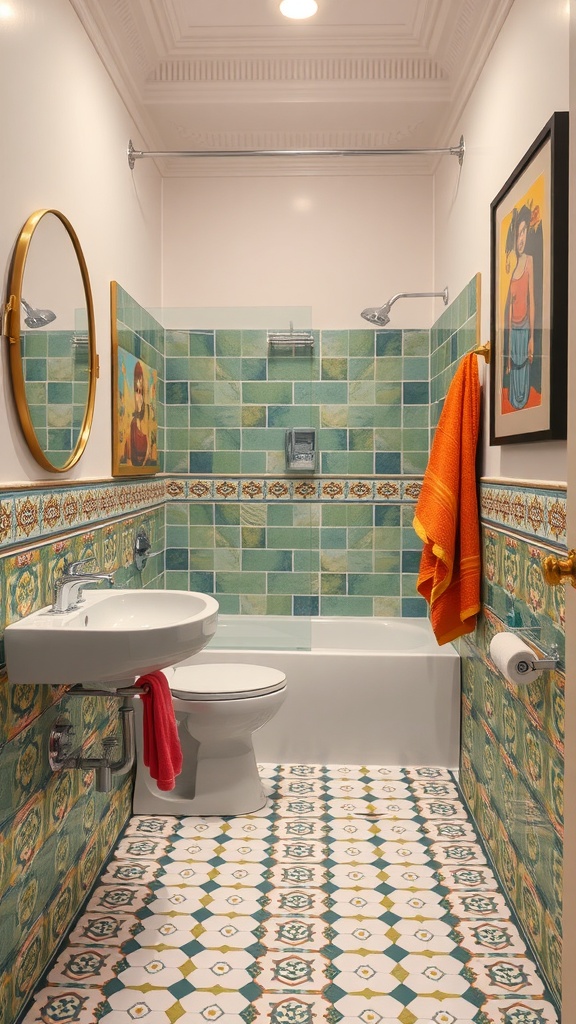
[361,305,391,327]
[21,297,56,329]
[361,287,449,327]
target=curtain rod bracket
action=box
[127,137,465,169]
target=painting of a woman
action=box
[127,360,149,467]
[502,203,542,411]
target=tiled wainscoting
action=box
[0,480,166,1024]
[461,480,566,1005]
[21,764,558,1024]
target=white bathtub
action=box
[187,616,461,768]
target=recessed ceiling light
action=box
[279,0,318,20]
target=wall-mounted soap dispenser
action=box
[285,428,317,472]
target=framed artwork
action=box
[111,281,160,476]
[490,112,568,445]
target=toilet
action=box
[132,662,287,816]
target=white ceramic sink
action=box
[4,589,219,687]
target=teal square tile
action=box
[376,356,403,381]
[189,331,214,356]
[321,358,348,380]
[321,330,349,355]
[215,330,242,356]
[348,330,375,356]
[241,330,267,355]
[216,357,241,381]
[349,358,374,380]
[403,329,429,356]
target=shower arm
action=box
[384,288,449,313]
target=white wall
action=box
[0,0,162,484]
[161,173,436,329]
[434,0,569,482]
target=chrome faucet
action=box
[52,558,115,613]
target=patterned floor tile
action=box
[389,918,458,954]
[20,987,105,1024]
[410,780,460,799]
[164,837,223,860]
[455,918,527,955]
[275,779,327,798]
[257,763,280,778]
[179,989,252,1021]
[404,994,480,1021]
[115,947,194,987]
[193,914,259,950]
[46,948,122,987]
[85,885,151,914]
[256,950,327,992]
[156,862,214,886]
[177,819,228,839]
[379,864,439,889]
[443,891,512,919]
[375,840,431,864]
[272,817,328,840]
[144,885,208,914]
[468,955,546,998]
[328,917,393,953]
[405,766,453,780]
[386,889,447,919]
[67,914,137,947]
[331,951,398,993]
[201,886,265,916]
[437,864,499,890]
[398,951,472,994]
[112,837,172,860]
[327,862,384,887]
[267,863,329,887]
[328,888,391,918]
[259,916,327,951]
[429,840,488,865]
[99,860,161,885]
[211,861,268,886]
[271,838,327,862]
[123,816,180,837]
[265,886,327,917]
[478,998,559,1023]
[329,798,417,818]
[415,798,468,819]
[423,820,479,841]
[23,763,557,1024]
[328,840,384,863]
[364,766,407,781]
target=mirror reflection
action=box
[4,209,97,472]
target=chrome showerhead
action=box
[360,305,391,327]
[21,297,56,329]
[361,288,448,327]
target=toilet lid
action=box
[170,662,287,700]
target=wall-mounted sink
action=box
[4,589,219,687]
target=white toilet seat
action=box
[170,662,287,701]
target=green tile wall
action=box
[164,328,430,476]
[458,481,566,1005]
[0,480,165,1024]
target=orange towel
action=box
[136,671,183,791]
[413,352,481,645]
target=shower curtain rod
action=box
[127,136,465,170]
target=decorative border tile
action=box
[480,480,567,546]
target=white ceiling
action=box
[70,0,515,174]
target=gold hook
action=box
[472,341,491,363]
[541,549,576,588]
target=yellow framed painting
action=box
[111,281,159,476]
[490,112,568,445]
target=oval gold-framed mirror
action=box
[4,209,97,472]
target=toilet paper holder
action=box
[490,631,559,675]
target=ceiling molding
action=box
[147,55,449,86]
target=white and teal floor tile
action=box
[21,764,559,1024]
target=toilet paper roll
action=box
[489,632,542,685]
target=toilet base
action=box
[132,700,268,816]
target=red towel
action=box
[136,671,183,791]
[413,352,482,645]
